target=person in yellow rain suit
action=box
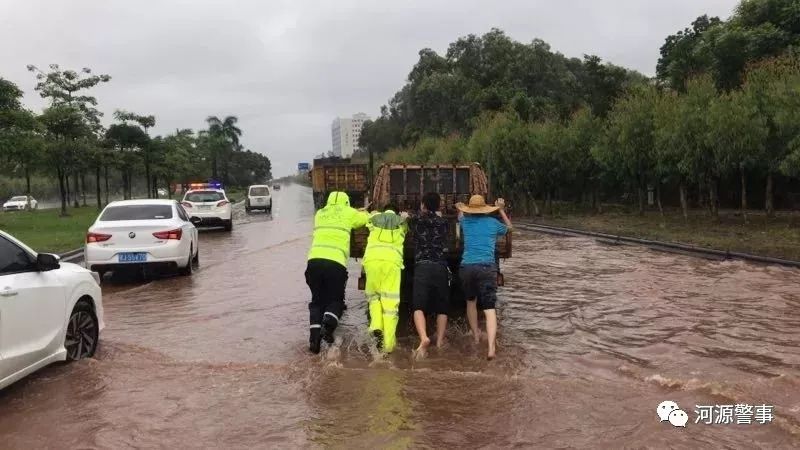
[306,191,371,354]
[363,203,408,353]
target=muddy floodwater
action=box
[1,184,799,448]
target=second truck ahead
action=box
[310,157,368,210]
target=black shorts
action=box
[412,262,450,315]
[460,263,498,310]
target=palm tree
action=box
[206,115,242,182]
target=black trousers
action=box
[306,258,348,327]
[412,262,450,315]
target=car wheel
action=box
[179,246,194,276]
[192,246,200,268]
[65,302,99,361]
[224,219,233,232]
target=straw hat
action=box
[456,195,499,214]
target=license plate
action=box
[118,252,147,263]
[256,198,263,203]
[199,205,212,210]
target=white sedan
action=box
[2,195,38,211]
[0,230,104,391]
[85,199,199,278]
[181,189,234,231]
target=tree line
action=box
[0,65,272,215]
[358,0,800,220]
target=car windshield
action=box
[185,191,225,202]
[9,196,27,202]
[100,205,174,221]
[250,187,269,196]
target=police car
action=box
[181,183,234,231]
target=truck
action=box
[350,163,512,328]
[310,157,369,210]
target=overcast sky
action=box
[1,0,739,177]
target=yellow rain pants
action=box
[364,261,402,353]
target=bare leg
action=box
[466,299,480,344]
[413,310,430,358]
[435,314,448,348]
[484,309,497,360]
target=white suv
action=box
[0,231,104,390]
[182,189,234,231]
[246,185,272,213]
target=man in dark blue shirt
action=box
[411,192,450,358]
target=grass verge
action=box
[525,207,800,261]
[0,207,98,254]
[224,187,247,203]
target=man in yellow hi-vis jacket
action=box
[363,204,408,353]
[306,191,370,354]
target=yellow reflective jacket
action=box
[308,192,370,267]
[363,210,407,268]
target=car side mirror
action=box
[37,253,61,271]
[190,216,202,225]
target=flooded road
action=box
[1,183,799,448]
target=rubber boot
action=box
[321,315,337,344]
[368,299,383,334]
[372,330,384,351]
[309,328,322,354]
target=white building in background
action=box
[331,112,371,158]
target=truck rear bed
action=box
[310,159,368,209]
[351,164,511,260]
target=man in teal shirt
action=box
[456,195,512,360]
